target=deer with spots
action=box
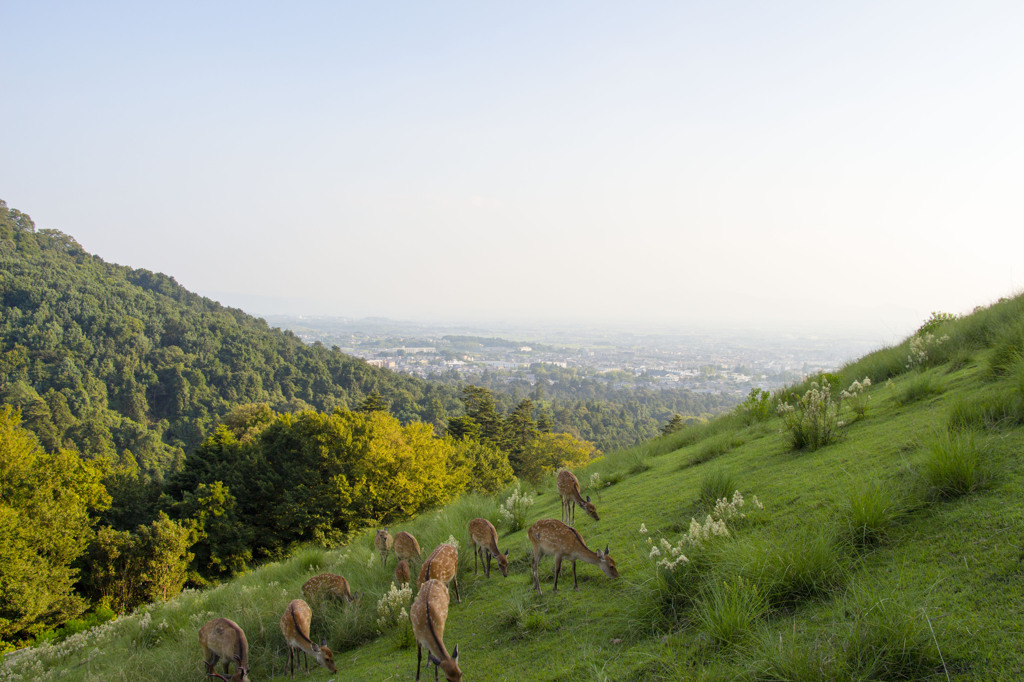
[374,528,393,566]
[394,530,422,563]
[467,517,509,578]
[198,617,250,682]
[528,518,619,594]
[279,599,337,678]
[410,578,462,682]
[417,543,461,604]
[556,469,599,526]
[302,572,356,604]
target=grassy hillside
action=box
[5,295,1024,680]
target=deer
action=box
[417,543,461,604]
[396,558,412,585]
[302,572,357,604]
[467,517,509,578]
[394,530,422,563]
[528,518,619,594]
[198,617,250,682]
[374,528,394,566]
[556,468,599,526]
[410,578,462,682]
[279,599,337,678]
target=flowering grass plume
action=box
[841,377,872,418]
[906,333,950,369]
[498,482,534,532]
[376,581,413,634]
[777,379,847,451]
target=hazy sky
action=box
[2,1,1022,341]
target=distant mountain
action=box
[0,199,459,478]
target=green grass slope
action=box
[6,295,1024,681]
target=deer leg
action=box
[416,643,422,681]
[474,545,478,575]
[287,647,293,679]
[553,556,563,592]
[573,559,579,590]
[485,550,492,578]
[453,574,461,604]
[532,548,541,594]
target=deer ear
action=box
[320,637,327,647]
[452,644,459,660]
[504,549,509,556]
[605,545,610,555]
[586,495,591,502]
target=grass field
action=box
[5,295,1024,681]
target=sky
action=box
[2,1,1022,343]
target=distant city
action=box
[266,316,884,401]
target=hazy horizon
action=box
[3,1,1022,344]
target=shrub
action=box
[904,332,950,370]
[497,482,534,532]
[777,380,847,451]
[840,377,872,419]
[921,431,988,498]
[695,577,766,648]
[916,311,958,336]
[737,387,774,423]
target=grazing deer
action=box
[396,558,412,585]
[556,469,599,526]
[394,530,422,563]
[375,528,394,566]
[198,617,250,682]
[302,572,356,604]
[279,599,337,678]
[528,518,619,594]
[410,579,462,682]
[467,517,509,578]
[417,543,461,604]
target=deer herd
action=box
[197,468,614,680]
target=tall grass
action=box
[837,478,904,550]
[698,468,739,508]
[896,371,945,406]
[695,577,766,649]
[921,431,989,498]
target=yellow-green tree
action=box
[0,407,110,643]
[515,432,600,482]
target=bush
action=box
[737,388,774,424]
[497,482,534,532]
[921,431,988,498]
[777,380,847,451]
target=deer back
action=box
[417,543,458,589]
[393,531,421,560]
[302,573,352,603]
[199,617,249,671]
[395,559,411,584]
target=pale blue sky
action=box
[2,1,1022,341]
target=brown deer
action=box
[198,617,250,682]
[417,543,461,604]
[394,530,422,563]
[302,572,356,604]
[375,528,394,566]
[279,599,337,678]
[396,559,412,585]
[556,468,599,526]
[467,517,509,578]
[410,578,462,682]
[528,518,619,594]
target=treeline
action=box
[437,363,734,450]
[0,200,461,480]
